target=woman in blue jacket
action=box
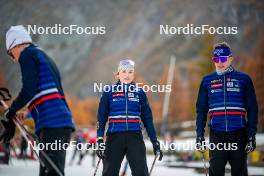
[96,59,163,176]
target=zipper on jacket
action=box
[224,75,227,132]
[125,86,128,131]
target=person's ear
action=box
[229,56,233,62]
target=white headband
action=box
[118,59,135,71]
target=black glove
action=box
[0,119,16,143]
[196,136,206,153]
[245,136,256,153]
[152,140,163,161]
[96,138,105,159]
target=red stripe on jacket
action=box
[109,119,140,123]
[28,93,65,111]
[209,111,246,116]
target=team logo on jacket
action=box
[129,97,139,102]
[226,79,240,88]
[234,80,240,88]
[227,88,240,92]
[113,98,124,102]
[113,89,123,92]
[211,83,223,88]
[211,79,222,83]
[227,82,233,87]
[113,93,125,97]
[211,89,222,93]
[128,93,134,97]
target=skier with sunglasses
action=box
[1,25,75,176]
[195,42,258,176]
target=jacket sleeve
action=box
[96,91,109,138]
[9,51,38,116]
[140,90,157,143]
[245,76,258,137]
[196,78,209,137]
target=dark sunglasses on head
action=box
[212,56,229,63]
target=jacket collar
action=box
[216,65,234,75]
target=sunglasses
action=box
[7,39,17,59]
[212,56,228,63]
[7,50,14,59]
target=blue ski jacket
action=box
[8,44,75,133]
[97,81,157,142]
[196,68,258,137]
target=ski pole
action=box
[0,94,63,176]
[10,141,19,159]
[149,152,160,176]
[93,158,101,176]
[0,88,12,121]
[120,160,129,176]
[0,98,46,168]
[0,99,9,122]
[13,117,46,166]
[14,117,64,176]
[202,152,208,176]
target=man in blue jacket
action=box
[196,42,258,176]
[1,25,75,176]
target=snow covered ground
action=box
[0,151,203,176]
[0,148,263,176]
